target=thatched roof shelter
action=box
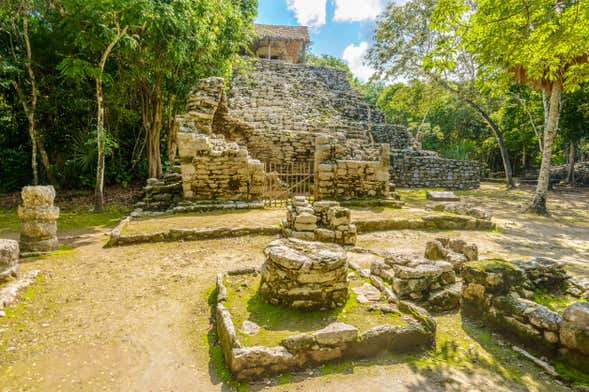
[252,24,310,64]
[254,24,311,43]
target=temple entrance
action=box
[263,160,315,207]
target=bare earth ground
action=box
[0,184,587,391]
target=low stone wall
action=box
[215,268,435,381]
[551,162,589,186]
[107,223,280,247]
[461,260,588,368]
[354,214,495,233]
[315,135,390,199]
[390,150,480,190]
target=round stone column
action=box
[260,238,349,310]
[17,186,59,253]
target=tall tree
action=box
[433,0,589,213]
[57,0,135,211]
[0,0,53,185]
[369,0,516,188]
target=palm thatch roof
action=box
[254,24,310,43]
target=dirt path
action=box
[1,184,587,391]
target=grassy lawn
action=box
[0,207,129,237]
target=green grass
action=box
[0,207,128,236]
[0,210,19,234]
[58,208,128,231]
[224,274,406,348]
[2,274,44,319]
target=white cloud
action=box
[342,42,375,82]
[286,0,327,28]
[333,0,385,22]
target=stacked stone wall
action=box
[315,135,390,199]
[391,150,480,190]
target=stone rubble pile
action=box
[371,252,460,312]
[461,260,588,365]
[17,186,59,253]
[259,238,349,310]
[135,166,183,212]
[512,258,570,293]
[0,239,19,283]
[282,197,357,246]
[424,237,479,272]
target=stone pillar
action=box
[0,239,19,283]
[17,186,59,253]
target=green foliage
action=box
[0,0,257,192]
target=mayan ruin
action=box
[1,1,589,391]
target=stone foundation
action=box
[17,186,59,253]
[216,267,435,381]
[259,238,349,310]
[461,260,588,369]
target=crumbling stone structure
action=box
[167,56,479,205]
[18,186,59,253]
[226,60,479,189]
[371,252,461,312]
[0,239,19,283]
[281,197,357,246]
[259,238,349,310]
[176,78,265,201]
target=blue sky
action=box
[255,0,398,82]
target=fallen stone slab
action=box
[426,191,460,202]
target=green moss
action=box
[224,274,406,348]
[277,373,293,384]
[467,259,517,272]
[553,357,589,387]
[533,290,579,312]
[319,360,354,375]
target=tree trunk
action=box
[433,76,515,188]
[95,78,105,212]
[528,81,562,214]
[566,141,575,186]
[143,75,163,179]
[93,25,127,212]
[27,116,39,185]
[166,94,178,165]
[465,98,515,189]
